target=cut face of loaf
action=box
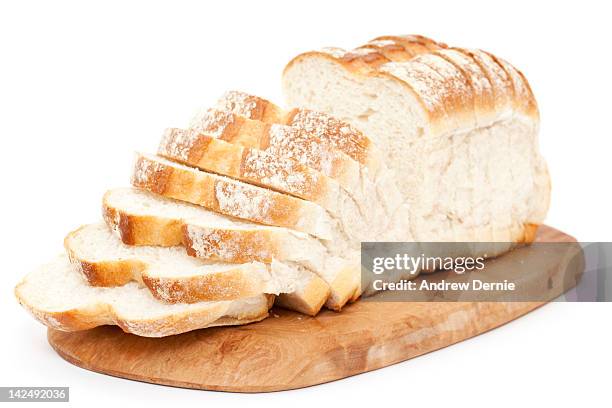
[282,36,550,246]
[65,222,304,303]
[103,188,356,312]
[14,255,273,337]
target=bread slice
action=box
[14,255,273,337]
[64,222,305,303]
[282,37,549,249]
[159,127,344,205]
[103,188,355,312]
[103,187,251,247]
[131,153,337,241]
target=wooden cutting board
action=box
[48,226,582,392]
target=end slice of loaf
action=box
[14,255,273,337]
[65,222,298,303]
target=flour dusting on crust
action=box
[367,39,396,48]
[187,225,275,262]
[319,47,348,58]
[436,49,493,105]
[417,53,472,110]
[243,149,311,195]
[189,108,235,137]
[290,109,369,163]
[267,124,335,176]
[158,128,199,161]
[215,91,260,119]
[132,156,164,186]
[215,181,273,224]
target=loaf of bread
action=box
[283,36,550,248]
[15,34,550,337]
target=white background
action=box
[1,0,610,407]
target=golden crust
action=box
[283,36,540,138]
[275,275,330,316]
[324,262,360,311]
[216,91,285,123]
[183,225,290,264]
[358,42,416,62]
[487,53,539,118]
[102,194,184,246]
[520,223,540,244]
[372,34,448,51]
[436,48,497,125]
[361,35,444,64]
[141,270,267,303]
[339,48,391,70]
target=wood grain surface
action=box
[48,226,582,392]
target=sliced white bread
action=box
[212,91,386,175]
[282,36,549,250]
[158,127,346,210]
[186,103,409,242]
[103,188,355,312]
[158,127,389,243]
[131,153,338,241]
[185,107,394,213]
[158,126,406,246]
[14,255,273,337]
[103,188,325,267]
[187,108,364,182]
[132,151,406,310]
[64,222,303,303]
[209,93,410,227]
